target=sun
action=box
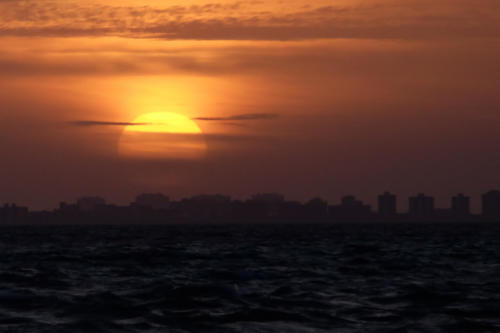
[118,112,207,160]
[125,112,202,134]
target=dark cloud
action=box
[0,0,499,40]
[68,120,269,143]
[71,121,150,127]
[69,122,268,142]
[194,113,279,121]
[71,114,278,128]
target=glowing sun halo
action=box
[118,112,207,160]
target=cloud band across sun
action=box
[71,113,279,127]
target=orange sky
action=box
[1,0,500,210]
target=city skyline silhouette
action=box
[2,190,500,224]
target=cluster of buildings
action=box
[377,191,500,219]
[1,191,500,224]
[0,204,29,223]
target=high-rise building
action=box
[0,204,29,223]
[304,198,328,218]
[378,192,397,216]
[452,193,470,216]
[77,196,106,212]
[329,195,372,218]
[134,193,171,210]
[409,194,434,217]
[482,190,500,218]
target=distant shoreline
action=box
[1,218,500,226]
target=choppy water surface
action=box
[1,223,500,332]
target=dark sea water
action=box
[1,223,500,333]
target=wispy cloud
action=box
[68,122,269,143]
[0,0,499,40]
[71,121,150,127]
[71,114,278,127]
[193,113,279,121]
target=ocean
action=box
[0,223,499,332]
